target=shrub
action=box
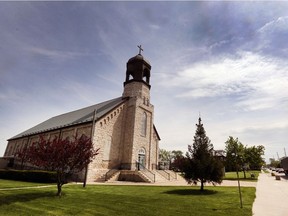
[0,169,57,183]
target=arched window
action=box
[141,112,147,136]
[138,148,146,155]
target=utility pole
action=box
[277,152,280,160]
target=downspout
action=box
[83,109,97,187]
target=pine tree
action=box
[184,117,223,191]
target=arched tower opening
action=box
[124,53,151,88]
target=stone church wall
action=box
[3,124,93,166]
[120,99,136,165]
[122,81,158,170]
[151,130,159,169]
[86,104,125,181]
[132,104,154,169]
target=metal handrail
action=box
[105,169,119,181]
[136,161,155,183]
[170,170,178,180]
[156,169,170,180]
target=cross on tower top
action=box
[137,45,143,55]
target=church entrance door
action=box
[138,154,145,170]
[137,148,146,170]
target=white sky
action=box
[0,1,287,162]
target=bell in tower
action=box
[124,45,151,88]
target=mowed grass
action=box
[223,171,261,181]
[0,180,256,216]
[0,179,54,189]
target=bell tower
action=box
[123,45,151,89]
[121,46,155,170]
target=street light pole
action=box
[232,152,243,208]
[236,164,243,208]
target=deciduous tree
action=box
[225,136,265,173]
[170,150,184,171]
[17,134,99,196]
[244,145,265,170]
[225,136,246,176]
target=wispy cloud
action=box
[256,16,288,58]
[158,51,288,111]
[25,46,89,61]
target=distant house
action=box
[213,150,226,161]
[2,50,161,182]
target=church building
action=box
[2,47,161,182]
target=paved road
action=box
[253,172,288,216]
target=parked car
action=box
[276,168,285,173]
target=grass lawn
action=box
[0,179,54,189]
[0,180,255,216]
[223,170,261,181]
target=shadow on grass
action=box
[223,178,257,181]
[0,191,55,206]
[164,188,218,196]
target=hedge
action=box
[0,169,57,183]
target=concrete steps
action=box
[91,168,181,184]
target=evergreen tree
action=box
[183,118,223,191]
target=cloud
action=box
[258,16,288,35]
[157,51,288,112]
[148,24,160,30]
[256,16,288,58]
[25,46,89,61]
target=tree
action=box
[17,134,99,196]
[159,149,184,170]
[225,136,246,176]
[171,150,184,158]
[159,149,172,162]
[182,118,223,191]
[244,145,265,170]
[225,136,265,174]
[159,149,172,169]
[170,150,184,171]
[268,158,280,168]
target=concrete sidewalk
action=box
[252,172,288,216]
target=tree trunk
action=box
[57,182,62,197]
[200,179,204,191]
[243,170,246,179]
[57,171,63,197]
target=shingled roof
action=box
[9,97,127,140]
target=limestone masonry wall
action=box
[87,104,125,181]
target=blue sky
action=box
[0,1,287,162]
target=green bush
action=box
[0,169,57,183]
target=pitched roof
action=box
[9,97,127,140]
